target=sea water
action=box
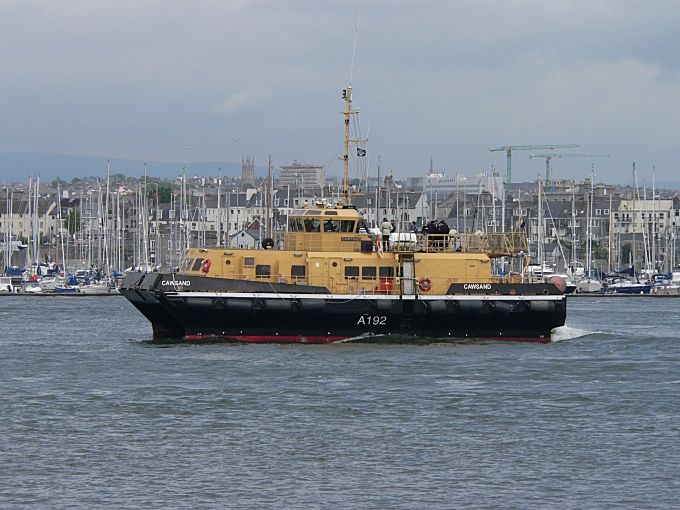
[1,295,679,509]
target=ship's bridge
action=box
[283,205,372,252]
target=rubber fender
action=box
[263,300,294,313]
[427,300,447,313]
[226,299,254,312]
[457,300,484,313]
[530,301,554,313]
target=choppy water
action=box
[1,295,680,509]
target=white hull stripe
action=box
[164,292,565,302]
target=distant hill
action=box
[0,151,250,183]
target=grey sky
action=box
[1,0,679,184]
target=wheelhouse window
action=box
[340,220,356,232]
[191,258,204,271]
[324,219,340,232]
[304,218,321,232]
[289,218,304,232]
[183,258,195,271]
[256,265,271,278]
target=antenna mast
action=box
[342,85,352,204]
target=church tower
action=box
[241,156,255,187]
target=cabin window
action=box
[182,258,194,271]
[256,265,271,278]
[324,219,340,232]
[345,266,359,278]
[324,210,338,215]
[191,258,204,271]
[304,218,321,232]
[244,257,255,266]
[291,265,306,279]
[379,267,395,279]
[340,220,356,232]
[362,266,377,280]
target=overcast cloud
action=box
[1,0,679,183]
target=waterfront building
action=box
[278,162,324,190]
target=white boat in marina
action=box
[78,282,117,295]
[22,281,43,293]
[576,278,603,293]
[0,276,15,293]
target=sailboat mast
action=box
[342,85,352,204]
[266,155,272,238]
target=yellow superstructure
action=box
[179,205,526,295]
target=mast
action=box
[537,176,543,267]
[570,180,576,266]
[587,170,594,279]
[26,177,33,272]
[266,155,272,238]
[217,168,222,247]
[608,189,613,274]
[342,85,352,204]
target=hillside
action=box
[0,152,246,183]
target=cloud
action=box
[213,85,274,116]
[1,0,680,181]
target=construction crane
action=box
[488,144,579,187]
[529,153,610,182]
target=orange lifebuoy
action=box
[418,277,432,292]
[201,259,212,273]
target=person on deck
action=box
[380,217,393,250]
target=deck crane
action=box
[488,144,579,188]
[529,153,610,182]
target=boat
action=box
[651,272,680,296]
[120,85,567,343]
[0,276,15,293]
[576,277,603,294]
[22,280,42,293]
[604,278,652,294]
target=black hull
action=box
[121,273,567,343]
